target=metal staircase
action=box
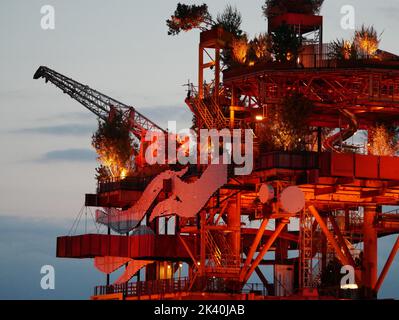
[185,84,229,130]
[205,230,240,275]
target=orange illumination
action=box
[255,115,264,121]
[120,168,128,180]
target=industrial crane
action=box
[33,66,167,166]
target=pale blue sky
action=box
[0,0,399,299]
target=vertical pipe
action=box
[321,216,328,277]
[230,108,235,129]
[228,194,241,262]
[275,219,289,264]
[107,226,111,286]
[198,46,204,100]
[230,85,236,129]
[200,211,206,276]
[317,127,322,153]
[363,205,378,298]
[215,48,220,102]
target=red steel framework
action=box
[36,11,399,300]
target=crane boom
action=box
[33,66,166,138]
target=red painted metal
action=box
[57,234,193,261]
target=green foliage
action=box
[215,5,243,38]
[262,0,324,18]
[354,25,380,58]
[328,39,358,60]
[166,3,212,36]
[248,33,272,63]
[92,112,136,181]
[257,93,313,151]
[329,25,381,61]
[167,3,245,39]
[270,23,301,62]
[368,123,399,156]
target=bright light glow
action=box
[120,168,128,180]
[179,263,183,268]
[255,115,264,121]
[341,284,358,290]
[197,262,201,266]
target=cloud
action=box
[13,124,96,136]
[139,105,192,128]
[36,112,96,122]
[38,148,97,163]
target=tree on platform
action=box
[167,3,213,35]
[354,25,380,59]
[328,39,358,60]
[367,123,399,156]
[262,0,324,19]
[92,113,137,181]
[256,93,313,151]
[329,25,381,61]
[215,5,243,38]
[270,23,302,62]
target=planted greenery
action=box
[329,25,381,61]
[215,5,243,38]
[270,23,302,62]
[262,0,324,18]
[328,39,357,61]
[167,3,212,35]
[354,25,380,59]
[167,3,243,38]
[257,93,314,151]
[92,112,137,181]
[368,123,399,156]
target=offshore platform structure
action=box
[35,8,399,300]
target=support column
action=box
[200,211,206,276]
[363,205,378,298]
[214,48,220,102]
[230,85,237,129]
[228,194,241,263]
[275,219,289,264]
[198,45,204,99]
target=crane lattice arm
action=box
[33,66,166,138]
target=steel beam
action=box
[363,205,378,298]
[243,219,289,283]
[240,217,269,281]
[374,235,399,293]
[308,206,352,266]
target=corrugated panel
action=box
[331,153,354,177]
[355,154,379,179]
[90,235,102,256]
[319,153,331,176]
[277,153,291,168]
[56,237,66,257]
[56,234,191,260]
[380,156,399,180]
[80,234,92,257]
[100,235,109,257]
